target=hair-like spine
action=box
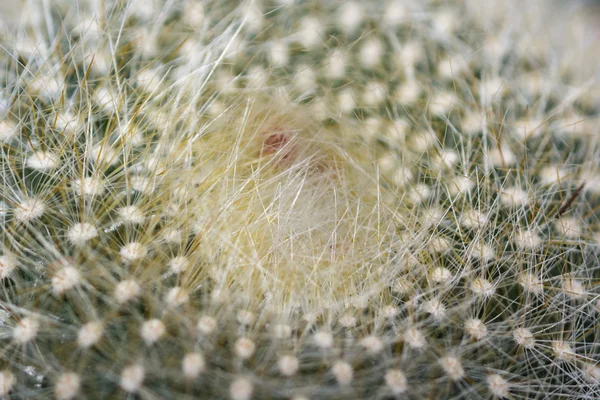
[1,0,600,399]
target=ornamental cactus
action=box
[0,0,599,399]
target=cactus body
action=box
[0,0,600,399]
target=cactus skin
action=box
[0,0,600,399]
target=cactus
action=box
[0,0,599,398]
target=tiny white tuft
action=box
[298,16,323,49]
[583,364,600,384]
[332,361,353,385]
[500,187,529,207]
[439,356,464,381]
[197,316,217,335]
[422,299,446,320]
[562,277,587,299]
[487,374,510,398]
[77,321,103,348]
[460,210,488,229]
[338,2,363,34]
[0,120,17,142]
[0,253,17,280]
[235,337,256,359]
[71,176,105,198]
[52,266,81,295]
[404,328,427,349]
[236,310,256,326]
[168,256,189,274]
[552,341,575,361]
[554,217,582,239]
[431,267,453,284]
[384,1,407,26]
[518,273,544,294]
[165,287,189,307]
[182,352,205,378]
[230,377,253,400]
[326,50,347,80]
[272,324,292,339]
[395,79,421,105]
[513,327,535,349]
[0,370,15,396]
[360,39,384,69]
[14,198,45,223]
[470,277,496,298]
[114,280,141,304]
[269,41,289,67]
[313,330,334,349]
[278,355,299,376]
[67,223,98,246]
[359,336,384,355]
[13,317,39,344]
[120,243,148,263]
[385,369,408,394]
[339,314,357,328]
[464,318,488,341]
[140,319,166,345]
[120,364,145,393]
[514,230,542,249]
[118,206,145,224]
[55,372,80,400]
[26,151,59,171]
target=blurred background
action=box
[2,1,598,38]
[1,0,598,81]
